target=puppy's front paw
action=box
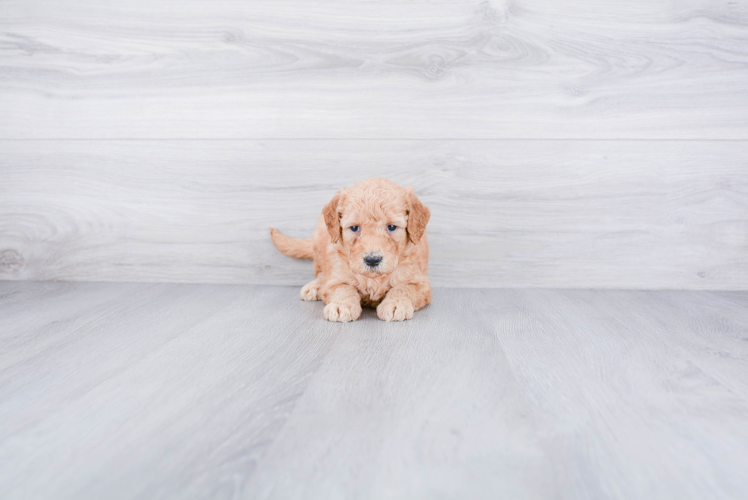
[300,281,321,301]
[377,296,414,322]
[324,301,362,322]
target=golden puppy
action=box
[270,178,432,322]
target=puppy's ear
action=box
[322,192,343,244]
[407,192,430,244]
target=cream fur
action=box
[270,178,432,322]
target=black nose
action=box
[363,255,382,268]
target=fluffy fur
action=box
[270,178,432,322]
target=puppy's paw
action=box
[324,300,362,322]
[377,296,414,322]
[300,281,321,301]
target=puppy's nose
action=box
[363,254,383,268]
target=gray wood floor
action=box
[1,282,747,499]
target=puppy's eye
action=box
[350,226,360,233]
[387,225,397,232]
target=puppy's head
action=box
[323,178,430,277]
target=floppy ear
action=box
[407,192,430,244]
[322,192,343,244]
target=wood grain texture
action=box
[1,0,747,139]
[1,282,747,499]
[1,140,746,289]
[0,282,344,500]
[247,288,748,499]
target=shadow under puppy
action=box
[270,178,432,322]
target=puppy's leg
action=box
[300,279,322,301]
[323,285,362,322]
[377,282,432,322]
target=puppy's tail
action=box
[269,228,314,260]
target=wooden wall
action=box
[1,0,747,289]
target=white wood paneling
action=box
[1,0,747,139]
[1,0,747,288]
[1,140,746,289]
[2,282,748,498]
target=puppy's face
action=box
[340,210,408,277]
[323,179,430,278]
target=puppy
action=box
[270,178,432,322]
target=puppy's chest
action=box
[356,277,390,306]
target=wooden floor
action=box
[1,282,747,499]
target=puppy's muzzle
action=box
[363,254,383,269]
